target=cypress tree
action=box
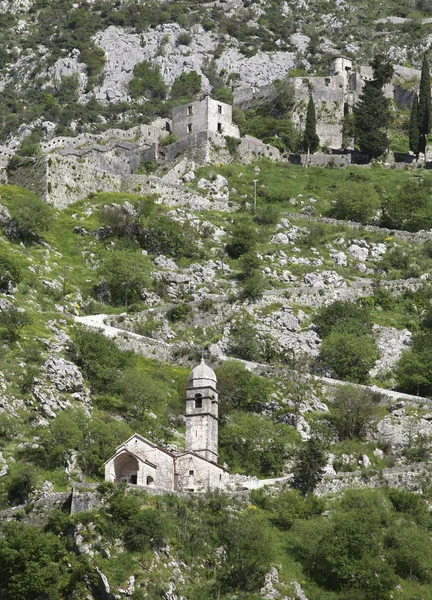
[303,95,320,154]
[353,55,393,160]
[418,54,431,159]
[409,92,420,160]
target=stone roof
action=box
[188,359,217,388]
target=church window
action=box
[217,122,222,133]
[146,476,154,485]
[195,394,202,408]
[189,470,194,475]
[217,104,222,114]
[130,474,137,484]
[187,123,192,133]
[187,105,193,116]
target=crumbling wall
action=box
[47,156,123,208]
[9,156,49,201]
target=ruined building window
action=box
[195,394,202,408]
[189,470,194,475]
[146,476,154,485]
[187,105,193,116]
[218,104,222,114]
[130,474,137,484]
[187,123,193,134]
[217,123,222,133]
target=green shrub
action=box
[0,254,21,291]
[6,464,39,505]
[315,300,373,339]
[170,71,201,99]
[332,181,381,224]
[98,250,152,306]
[0,306,31,341]
[167,303,192,322]
[382,178,432,232]
[71,327,131,394]
[177,32,192,46]
[5,193,53,243]
[129,61,167,100]
[330,385,380,440]
[240,270,266,300]
[225,220,258,258]
[124,509,167,551]
[219,412,296,476]
[320,332,378,383]
[160,132,179,146]
[138,214,198,258]
[215,359,271,414]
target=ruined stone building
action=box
[104,359,229,492]
[171,95,240,140]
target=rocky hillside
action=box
[1,0,432,149]
[2,1,432,599]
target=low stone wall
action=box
[317,463,431,496]
[239,135,282,162]
[41,124,164,154]
[289,153,351,167]
[287,212,432,243]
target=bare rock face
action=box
[45,49,88,99]
[44,356,84,393]
[93,25,214,103]
[92,24,296,104]
[0,0,32,12]
[260,567,280,599]
[370,326,412,378]
[375,407,432,451]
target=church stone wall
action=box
[121,437,175,490]
[176,454,228,492]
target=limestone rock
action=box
[260,567,279,599]
[46,49,88,97]
[330,250,347,266]
[44,356,84,393]
[370,326,411,377]
[348,244,368,261]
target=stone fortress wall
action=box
[234,57,420,151]
[8,59,420,208]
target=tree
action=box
[292,436,327,496]
[0,306,31,341]
[331,385,380,440]
[0,522,66,600]
[218,511,275,593]
[302,95,320,154]
[98,250,152,306]
[320,332,378,384]
[417,54,431,159]
[353,55,393,160]
[8,195,52,243]
[409,92,420,160]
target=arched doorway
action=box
[113,453,139,484]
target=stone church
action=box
[104,360,229,492]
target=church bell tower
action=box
[185,359,219,463]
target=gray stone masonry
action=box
[172,96,240,140]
